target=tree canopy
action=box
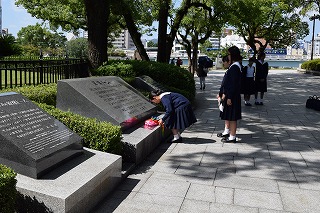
[228,0,309,55]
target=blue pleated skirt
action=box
[165,104,197,130]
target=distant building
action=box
[220,29,247,51]
[111,30,135,49]
[82,29,135,50]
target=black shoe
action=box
[221,137,236,143]
[203,86,205,90]
[217,133,229,138]
[245,103,252,106]
[255,102,259,105]
[200,87,202,90]
[260,102,263,105]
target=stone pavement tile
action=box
[132,191,184,208]
[170,143,207,154]
[214,173,279,193]
[269,150,304,161]
[205,146,238,155]
[146,148,174,162]
[175,164,217,179]
[200,154,234,167]
[234,189,283,210]
[112,199,180,213]
[179,199,210,212]
[236,166,296,181]
[276,180,300,189]
[138,176,190,197]
[300,152,320,166]
[214,186,234,204]
[233,156,255,167]
[209,203,259,213]
[280,143,313,152]
[185,183,215,202]
[290,164,320,190]
[237,148,271,159]
[157,152,203,166]
[117,171,153,192]
[151,171,214,185]
[254,158,291,169]
[279,187,320,213]
[136,160,180,174]
[259,209,292,213]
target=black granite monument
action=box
[56,76,157,130]
[134,75,168,92]
[0,92,83,179]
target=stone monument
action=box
[56,76,157,130]
[0,92,83,179]
[134,75,168,92]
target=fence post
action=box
[64,59,70,79]
[39,59,44,84]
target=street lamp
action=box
[309,14,320,60]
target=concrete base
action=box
[122,116,171,165]
[16,148,122,213]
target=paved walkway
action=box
[93,69,320,213]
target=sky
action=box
[1,0,320,42]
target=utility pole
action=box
[310,14,320,60]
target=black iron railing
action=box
[0,59,89,89]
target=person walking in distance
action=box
[254,51,268,105]
[176,57,183,67]
[196,61,208,90]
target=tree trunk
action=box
[119,0,149,61]
[84,0,109,70]
[157,0,169,63]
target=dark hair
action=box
[228,46,242,62]
[257,52,266,60]
[149,89,163,100]
[222,55,229,62]
[248,57,255,62]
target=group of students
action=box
[217,46,269,143]
[148,46,268,144]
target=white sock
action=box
[222,128,230,135]
[229,135,236,140]
[172,134,180,141]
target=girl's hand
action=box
[159,119,163,125]
[227,99,232,106]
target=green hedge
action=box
[37,103,123,155]
[94,60,196,102]
[0,83,57,106]
[0,164,17,213]
[301,59,320,71]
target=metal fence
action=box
[0,58,89,89]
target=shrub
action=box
[301,59,320,71]
[37,103,123,155]
[0,83,57,106]
[94,60,196,101]
[0,164,17,213]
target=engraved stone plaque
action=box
[134,75,168,92]
[0,92,83,178]
[56,76,157,130]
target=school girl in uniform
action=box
[217,46,242,143]
[149,90,197,142]
[254,52,269,105]
[241,57,256,106]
